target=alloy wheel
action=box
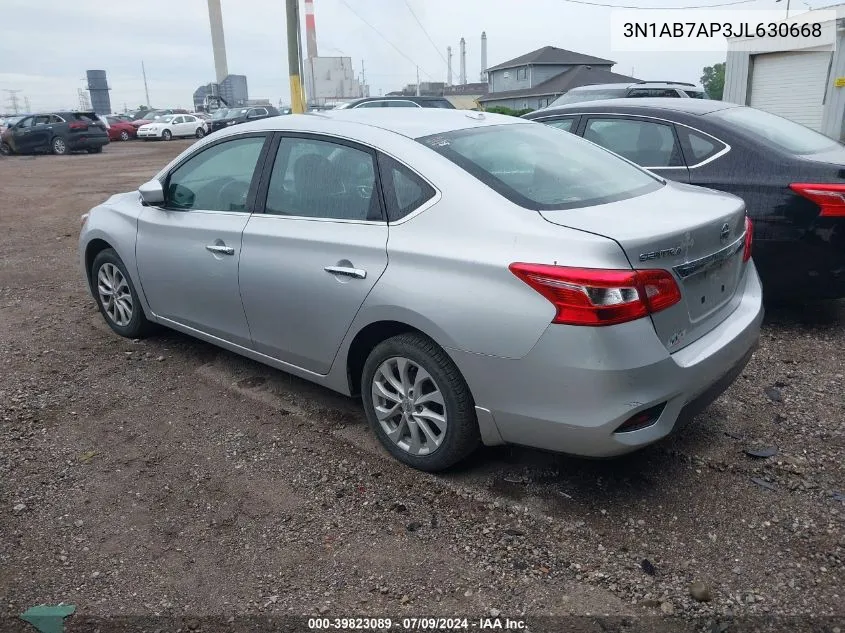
[53,138,66,154]
[97,263,133,326]
[120,130,130,141]
[371,356,447,456]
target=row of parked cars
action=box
[0,105,286,154]
[77,91,843,472]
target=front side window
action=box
[264,136,382,221]
[385,101,419,108]
[584,118,683,167]
[418,123,661,210]
[355,101,384,108]
[165,135,266,212]
[171,116,184,124]
[709,105,839,154]
[378,154,436,221]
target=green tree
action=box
[700,62,725,100]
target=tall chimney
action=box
[459,37,467,85]
[206,0,229,84]
[304,0,318,59]
[447,46,453,86]
[480,31,488,82]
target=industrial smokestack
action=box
[447,46,453,86]
[206,0,229,84]
[459,37,467,85]
[480,32,488,82]
[304,0,318,59]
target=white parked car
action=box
[137,114,207,141]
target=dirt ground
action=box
[0,141,843,631]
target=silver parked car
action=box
[79,109,763,471]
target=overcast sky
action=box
[0,0,804,113]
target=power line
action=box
[555,0,757,7]
[403,0,448,67]
[336,0,435,79]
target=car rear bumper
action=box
[753,235,845,300]
[448,262,764,457]
[69,135,109,149]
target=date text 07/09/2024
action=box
[622,21,822,38]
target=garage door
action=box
[749,51,831,131]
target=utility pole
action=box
[141,61,151,108]
[416,67,421,96]
[23,96,31,112]
[286,0,306,113]
[4,90,21,114]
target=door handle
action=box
[324,265,367,279]
[206,244,235,255]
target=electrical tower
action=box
[4,89,21,114]
[23,96,31,112]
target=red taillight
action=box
[508,263,681,327]
[69,121,88,130]
[743,216,753,262]
[789,182,845,217]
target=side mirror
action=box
[138,179,165,205]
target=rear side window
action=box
[628,88,680,98]
[543,118,576,132]
[683,90,707,99]
[422,100,454,109]
[378,154,436,221]
[418,123,661,210]
[550,88,627,106]
[678,128,727,164]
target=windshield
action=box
[418,123,661,210]
[710,106,839,154]
[550,88,628,106]
[158,115,175,123]
[211,108,230,119]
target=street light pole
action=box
[286,0,306,113]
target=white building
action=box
[303,57,369,107]
[724,7,845,139]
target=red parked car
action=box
[105,116,137,141]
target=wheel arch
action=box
[84,238,114,291]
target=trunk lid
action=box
[539,181,749,352]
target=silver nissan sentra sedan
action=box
[79,109,763,471]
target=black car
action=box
[524,98,845,301]
[208,105,280,133]
[335,96,455,109]
[0,111,109,156]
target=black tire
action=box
[162,129,172,141]
[361,333,480,471]
[91,248,154,339]
[195,127,205,139]
[119,130,130,141]
[0,142,11,156]
[51,136,68,155]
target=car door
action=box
[29,115,54,150]
[135,133,271,347]
[180,115,198,136]
[239,133,389,373]
[11,116,37,153]
[579,115,690,182]
[168,115,184,136]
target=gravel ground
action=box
[0,143,843,630]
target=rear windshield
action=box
[550,88,628,106]
[709,106,839,154]
[417,123,661,210]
